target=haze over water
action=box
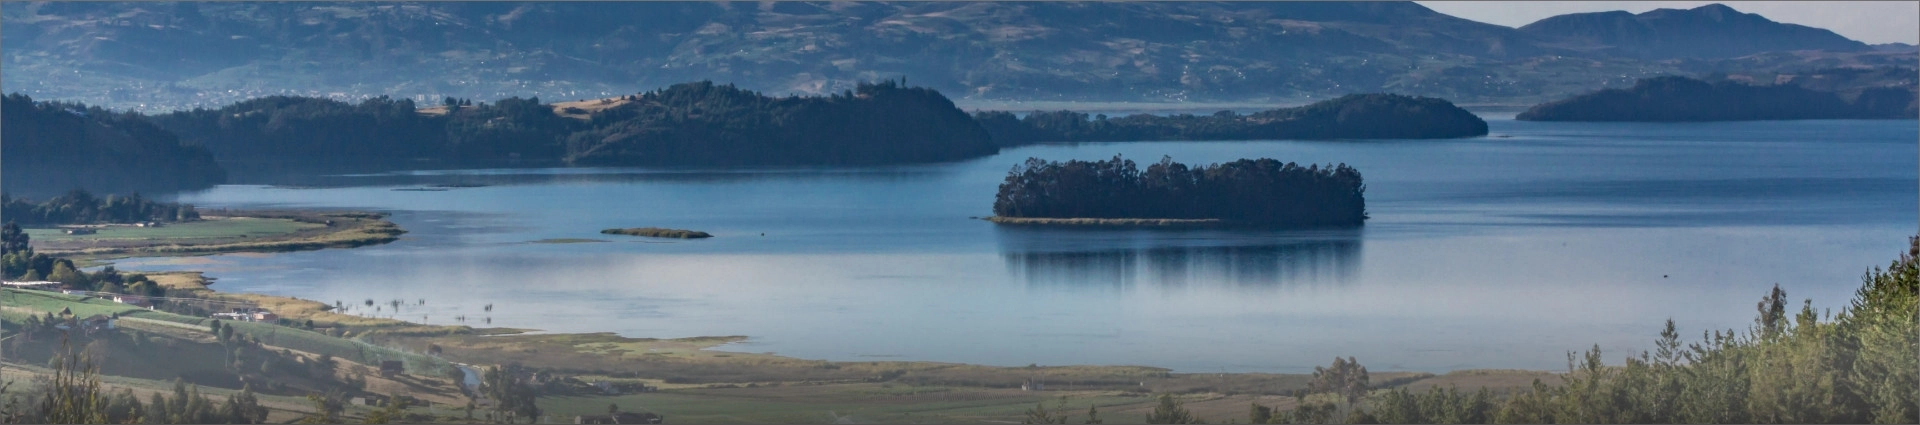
[115,116,1917,374]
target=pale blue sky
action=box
[1417,1,1919,44]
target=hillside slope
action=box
[1518,4,1868,60]
[3,2,1902,111]
[0,94,226,197]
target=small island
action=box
[973,93,1488,146]
[991,156,1367,227]
[601,227,713,239]
[1516,75,1918,122]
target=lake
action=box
[113,117,1917,374]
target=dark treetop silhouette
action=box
[993,155,1367,227]
[976,93,1488,146]
[1517,75,1918,122]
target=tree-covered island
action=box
[991,156,1367,227]
[600,227,712,239]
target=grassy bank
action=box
[30,210,404,259]
[4,208,1628,424]
[0,287,452,376]
[2,273,1569,424]
[0,287,470,423]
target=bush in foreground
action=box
[1254,236,1919,424]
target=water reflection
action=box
[995,226,1362,289]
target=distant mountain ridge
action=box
[2,2,1909,111]
[1518,4,1868,60]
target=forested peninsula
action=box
[1517,75,1919,122]
[992,156,1367,227]
[568,80,997,165]
[0,94,226,197]
[7,81,1488,198]
[1,190,199,225]
[974,94,1488,146]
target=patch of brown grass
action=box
[549,97,635,120]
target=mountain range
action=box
[3,2,1913,111]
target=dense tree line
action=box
[993,156,1367,227]
[142,80,998,169]
[1,190,198,225]
[975,94,1488,146]
[2,223,167,299]
[152,94,587,166]
[1517,75,1919,121]
[149,95,454,166]
[1238,236,1919,424]
[17,84,1482,182]
[444,96,582,160]
[565,79,998,166]
[0,94,226,197]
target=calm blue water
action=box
[113,117,1917,374]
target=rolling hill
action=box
[4,2,1909,112]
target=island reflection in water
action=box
[994,226,1362,289]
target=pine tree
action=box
[1144,394,1199,424]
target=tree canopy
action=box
[993,156,1367,227]
[565,79,998,166]
[977,94,1488,146]
[141,80,1000,170]
[1,94,226,197]
[1517,75,1919,122]
[2,189,199,225]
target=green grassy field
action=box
[1,288,451,376]
[0,289,148,319]
[24,217,321,243]
[30,211,404,258]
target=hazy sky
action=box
[1416,1,1920,45]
